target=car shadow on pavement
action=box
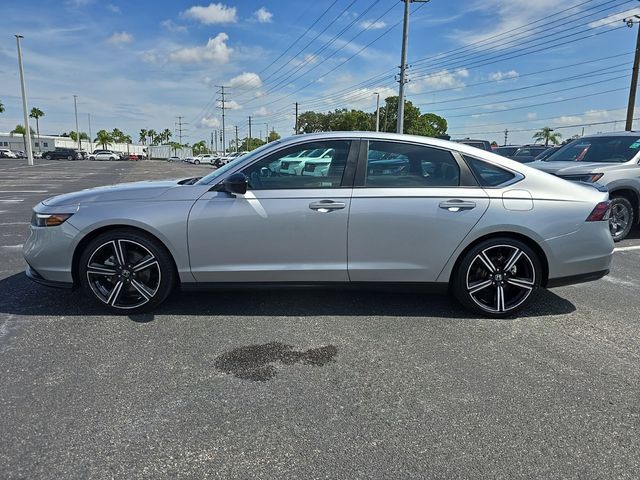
[0,272,576,321]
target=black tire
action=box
[109,156,115,161]
[452,237,542,318]
[194,160,200,165]
[78,229,176,314]
[609,196,634,242]
[45,154,52,160]
[67,155,73,160]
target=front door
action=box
[188,139,357,283]
[348,140,490,282]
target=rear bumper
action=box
[546,269,609,288]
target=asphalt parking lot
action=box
[0,158,639,479]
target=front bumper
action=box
[23,220,80,285]
[25,266,74,289]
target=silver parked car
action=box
[23,132,614,317]
[529,132,640,241]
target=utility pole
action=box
[214,130,218,153]
[15,35,34,166]
[73,95,80,151]
[504,129,509,146]
[87,113,92,150]
[176,116,187,144]
[248,116,252,150]
[374,92,380,132]
[235,125,239,152]
[295,102,299,134]
[216,85,228,152]
[396,0,428,134]
[265,123,269,143]
[625,15,640,131]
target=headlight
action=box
[561,173,604,183]
[31,212,73,227]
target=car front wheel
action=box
[194,160,200,165]
[452,238,541,318]
[79,229,175,313]
[609,196,634,242]
[45,154,52,160]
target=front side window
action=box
[240,141,351,190]
[365,141,460,187]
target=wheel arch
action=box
[71,224,180,287]
[447,231,550,288]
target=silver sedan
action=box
[23,132,614,317]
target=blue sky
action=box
[0,0,639,146]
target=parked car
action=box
[493,146,521,158]
[128,153,140,161]
[24,132,613,318]
[218,151,247,165]
[451,139,493,151]
[14,150,26,158]
[510,145,551,163]
[534,146,561,161]
[167,156,181,162]
[189,154,219,165]
[0,149,18,158]
[88,150,120,161]
[42,148,81,160]
[279,148,334,175]
[529,132,640,241]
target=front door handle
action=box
[439,199,476,212]
[309,200,346,213]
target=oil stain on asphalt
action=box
[214,342,337,381]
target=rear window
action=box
[464,155,516,187]
[545,136,640,163]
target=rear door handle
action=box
[309,200,346,212]
[439,199,476,212]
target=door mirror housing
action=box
[223,172,248,195]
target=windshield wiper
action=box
[177,177,202,185]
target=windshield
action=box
[545,136,640,163]
[196,141,282,185]
[494,146,519,156]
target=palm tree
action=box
[147,129,157,145]
[533,127,562,146]
[111,128,127,144]
[139,129,148,145]
[0,100,5,114]
[169,142,182,155]
[10,124,34,153]
[162,128,172,144]
[29,107,44,152]
[69,131,89,142]
[192,140,207,154]
[94,130,113,150]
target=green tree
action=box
[161,128,172,144]
[29,107,45,152]
[139,129,148,145]
[94,130,113,149]
[169,142,182,155]
[192,140,208,154]
[69,131,89,142]
[533,127,561,146]
[326,109,373,131]
[0,100,4,114]
[268,129,281,142]
[111,128,127,144]
[10,124,35,153]
[147,129,157,145]
[238,137,266,151]
[297,111,328,133]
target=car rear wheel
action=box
[79,229,175,313]
[45,154,52,160]
[194,160,200,165]
[609,196,634,242]
[453,238,541,318]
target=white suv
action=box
[89,150,119,161]
[0,149,17,158]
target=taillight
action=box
[586,201,611,222]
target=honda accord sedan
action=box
[23,132,614,317]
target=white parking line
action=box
[613,245,640,252]
[0,199,24,203]
[0,190,48,193]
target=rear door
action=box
[347,139,490,282]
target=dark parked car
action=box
[451,139,493,151]
[493,146,521,157]
[534,146,561,161]
[42,148,81,161]
[510,145,551,163]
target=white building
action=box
[0,132,194,159]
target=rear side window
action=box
[464,155,516,187]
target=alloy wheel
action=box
[86,239,161,309]
[609,203,630,239]
[465,244,535,314]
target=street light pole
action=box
[15,34,34,166]
[374,92,380,132]
[73,95,80,152]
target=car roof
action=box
[579,131,640,138]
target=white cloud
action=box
[360,20,387,30]
[584,109,611,120]
[107,31,133,45]
[254,106,268,116]
[589,8,640,29]
[200,117,220,128]
[409,69,467,92]
[228,72,262,89]
[488,70,519,81]
[555,115,582,125]
[526,112,537,120]
[254,7,273,23]
[219,100,241,110]
[107,3,120,13]
[168,33,231,64]
[339,86,396,110]
[182,3,237,24]
[162,20,188,33]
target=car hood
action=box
[42,179,186,207]
[527,160,618,175]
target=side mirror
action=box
[223,172,248,195]
[260,167,270,177]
